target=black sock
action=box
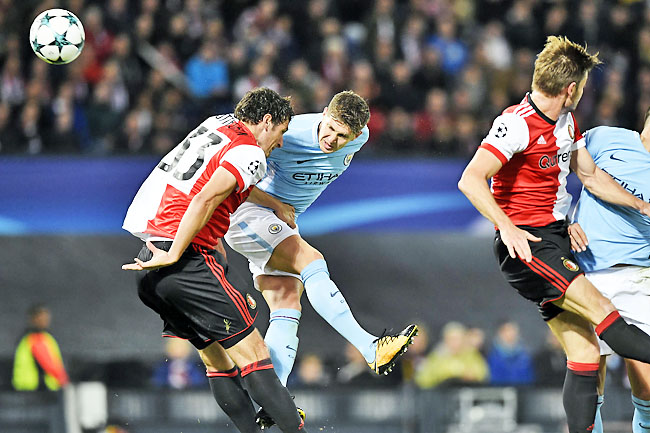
[563,361,598,433]
[597,312,650,362]
[241,359,306,432]
[208,367,260,433]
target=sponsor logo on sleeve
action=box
[268,223,282,234]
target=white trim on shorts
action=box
[585,265,650,356]
[225,202,301,289]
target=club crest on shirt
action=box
[246,293,257,310]
[568,124,575,140]
[562,257,579,272]
[344,153,355,166]
[268,223,282,234]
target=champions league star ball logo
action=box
[562,257,579,272]
[247,160,260,175]
[495,123,507,138]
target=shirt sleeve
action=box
[220,145,267,192]
[479,113,529,164]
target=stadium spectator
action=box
[152,338,205,390]
[288,353,332,388]
[414,321,488,389]
[486,320,534,386]
[3,0,650,156]
[12,304,69,391]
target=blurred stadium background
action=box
[0,0,646,432]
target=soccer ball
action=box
[29,9,85,65]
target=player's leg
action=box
[198,341,261,433]
[257,275,303,386]
[553,275,650,363]
[268,234,417,374]
[592,357,607,433]
[626,360,650,432]
[225,330,306,433]
[547,311,601,433]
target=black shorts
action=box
[135,241,257,350]
[494,220,584,321]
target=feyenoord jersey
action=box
[255,113,368,216]
[123,114,267,249]
[480,94,585,227]
[572,126,650,272]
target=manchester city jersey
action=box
[255,113,369,216]
[573,126,650,272]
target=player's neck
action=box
[529,91,565,122]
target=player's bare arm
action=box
[458,148,541,262]
[248,186,296,229]
[571,147,650,216]
[122,167,238,271]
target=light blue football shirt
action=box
[255,113,369,216]
[572,126,650,272]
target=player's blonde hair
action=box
[532,36,601,96]
[327,91,370,136]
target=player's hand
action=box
[274,202,296,229]
[499,225,542,263]
[568,222,589,252]
[122,241,178,271]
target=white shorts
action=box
[585,266,650,356]
[225,202,301,289]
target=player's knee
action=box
[566,342,601,364]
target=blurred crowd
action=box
[1,0,650,157]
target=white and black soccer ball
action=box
[29,9,85,65]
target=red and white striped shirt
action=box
[480,94,585,227]
[123,115,266,249]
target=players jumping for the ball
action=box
[224,90,417,428]
[458,36,650,433]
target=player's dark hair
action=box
[532,36,601,96]
[327,90,370,136]
[235,87,293,126]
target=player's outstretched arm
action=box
[248,186,296,228]
[572,147,650,216]
[458,148,541,262]
[122,167,238,271]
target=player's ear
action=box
[262,113,273,129]
[566,81,577,98]
[322,106,328,116]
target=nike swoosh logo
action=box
[610,154,625,162]
[285,345,297,352]
[296,159,310,164]
[330,291,339,297]
[640,422,650,430]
